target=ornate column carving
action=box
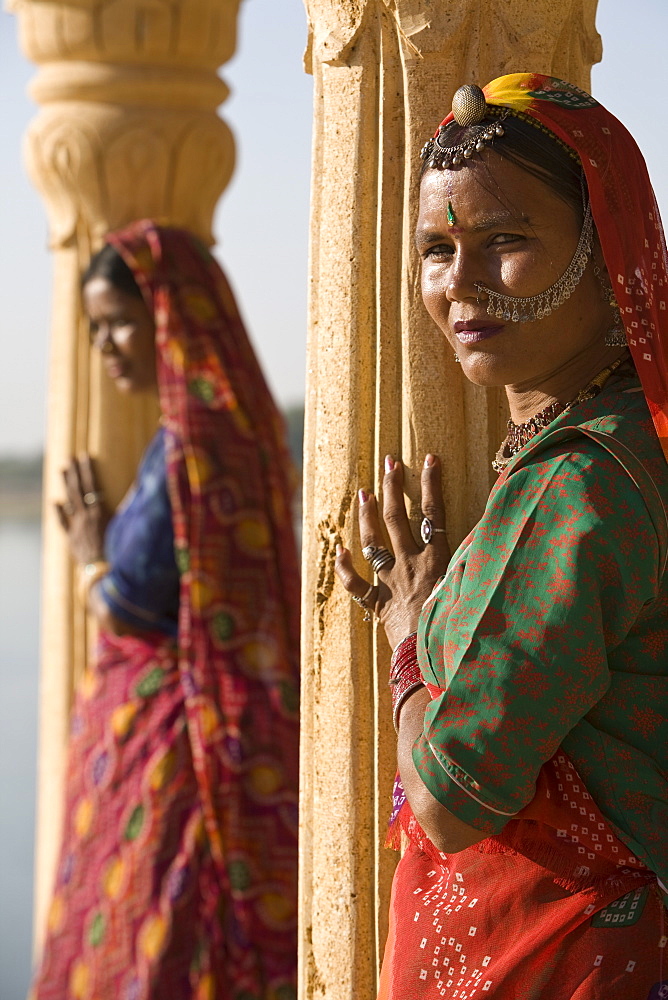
[8,0,242,948]
[299,2,601,997]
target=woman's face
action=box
[416,153,611,391]
[83,276,157,394]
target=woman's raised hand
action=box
[335,455,451,649]
[56,455,108,566]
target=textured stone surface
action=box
[9,0,241,951]
[299,2,600,997]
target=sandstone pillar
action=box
[299,2,601,997]
[8,0,241,948]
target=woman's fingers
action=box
[420,454,450,555]
[78,454,98,496]
[54,503,69,531]
[335,545,376,601]
[63,457,85,508]
[357,491,390,556]
[382,457,421,556]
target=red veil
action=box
[109,222,301,995]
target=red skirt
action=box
[30,630,293,1000]
[379,754,667,1000]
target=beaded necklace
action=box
[492,354,629,474]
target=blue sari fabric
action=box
[100,426,179,636]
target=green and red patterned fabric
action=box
[383,374,668,999]
[381,74,668,999]
[415,373,668,880]
[31,223,300,1000]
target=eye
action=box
[112,317,131,328]
[488,232,526,247]
[422,243,454,260]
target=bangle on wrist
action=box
[78,560,110,604]
[389,632,423,733]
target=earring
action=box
[453,354,461,364]
[605,314,626,347]
[594,263,626,347]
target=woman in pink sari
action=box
[31,221,300,1000]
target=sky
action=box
[2,0,668,455]
[0,0,313,455]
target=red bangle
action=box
[390,631,418,678]
[389,632,423,732]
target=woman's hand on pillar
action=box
[55,455,108,566]
[335,455,451,650]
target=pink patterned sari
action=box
[31,223,300,1000]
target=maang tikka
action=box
[421,84,506,169]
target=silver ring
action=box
[362,545,382,562]
[352,585,375,622]
[83,491,104,507]
[353,601,373,622]
[421,517,447,545]
[370,549,395,573]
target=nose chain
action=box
[476,202,594,323]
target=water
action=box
[0,519,41,1000]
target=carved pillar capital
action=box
[11,0,241,248]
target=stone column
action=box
[299,2,601,997]
[8,0,241,948]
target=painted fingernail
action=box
[385,455,395,473]
[358,489,368,504]
[424,454,435,468]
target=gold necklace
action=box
[492,355,628,474]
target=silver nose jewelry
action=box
[475,201,594,323]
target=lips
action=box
[105,362,129,379]
[453,320,505,345]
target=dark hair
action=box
[422,112,586,216]
[81,243,143,299]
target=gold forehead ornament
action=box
[420,83,505,169]
[451,84,488,126]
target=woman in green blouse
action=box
[337,74,668,999]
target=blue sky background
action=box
[0,0,312,454]
[2,0,668,455]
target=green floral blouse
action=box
[414,372,668,886]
